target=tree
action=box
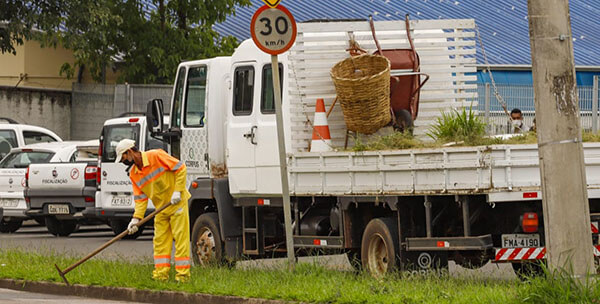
[0,0,64,54]
[2,0,250,84]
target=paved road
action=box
[0,221,153,262]
[0,221,517,279]
[0,288,143,304]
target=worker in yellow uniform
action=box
[114,139,191,282]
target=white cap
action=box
[114,139,136,163]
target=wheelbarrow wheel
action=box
[393,109,414,134]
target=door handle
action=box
[243,126,258,145]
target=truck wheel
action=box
[511,261,545,280]
[0,219,22,233]
[454,250,491,269]
[109,219,145,240]
[361,217,399,276]
[45,217,78,237]
[192,212,224,266]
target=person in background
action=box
[510,108,525,134]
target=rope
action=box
[474,25,511,118]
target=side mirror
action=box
[146,99,164,135]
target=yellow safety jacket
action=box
[129,149,191,219]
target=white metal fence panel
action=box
[288,19,478,151]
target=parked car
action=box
[0,117,62,160]
[0,141,92,233]
[24,140,100,236]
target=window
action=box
[147,132,168,151]
[171,67,187,128]
[233,66,255,116]
[0,151,55,168]
[184,66,207,127]
[261,64,284,114]
[0,130,17,159]
[101,124,140,162]
[23,131,58,145]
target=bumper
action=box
[95,208,155,220]
[1,208,28,219]
[494,245,600,262]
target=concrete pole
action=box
[528,0,594,276]
[271,54,296,269]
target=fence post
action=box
[485,83,491,132]
[593,75,598,133]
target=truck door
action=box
[226,64,258,193]
[254,63,283,195]
[169,65,210,181]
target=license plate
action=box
[111,196,131,206]
[501,234,540,248]
[48,204,70,215]
[0,199,19,208]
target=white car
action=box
[0,141,95,233]
[0,117,62,160]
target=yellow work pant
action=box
[152,199,191,282]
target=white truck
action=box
[94,113,168,238]
[24,140,99,236]
[0,141,86,233]
[142,18,598,277]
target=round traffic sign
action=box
[250,4,297,55]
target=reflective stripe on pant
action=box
[152,199,191,281]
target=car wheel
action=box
[0,219,22,233]
[45,217,78,237]
[109,219,144,239]
[191,212,224,266]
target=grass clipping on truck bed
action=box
[1,248,600,303]
[351,108,596,151]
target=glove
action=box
[170,191,182,205]
[127,218,140,235]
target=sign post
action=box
[251,3,297,268]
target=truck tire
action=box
[0,219,22,233]
[454,250,491,269]
[361,217,400,276]
[109,219,145,240]
[191,212,224,266]
[511,261,545,280]
[45,217,78,237]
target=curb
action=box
[0,279,287,304]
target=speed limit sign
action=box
[250,4,297,55]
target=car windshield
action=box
[0,130,18,160]
[0,151,55,168]
[102,124,140,162]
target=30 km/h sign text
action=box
[250,5,297,55]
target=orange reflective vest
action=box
[129,149,191,219]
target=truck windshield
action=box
[0,151,55,168]
[102,124,140,162]
[0,130,18,159]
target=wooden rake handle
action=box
[55,202,171,285]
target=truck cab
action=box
[95,114,168,238]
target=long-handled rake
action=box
[55,203,171,285]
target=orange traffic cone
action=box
[310,98,332,152]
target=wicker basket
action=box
[330,54,391,134]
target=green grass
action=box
[426,107,487,145]
[1,248,598,303]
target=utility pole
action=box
[528,0,594,276]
